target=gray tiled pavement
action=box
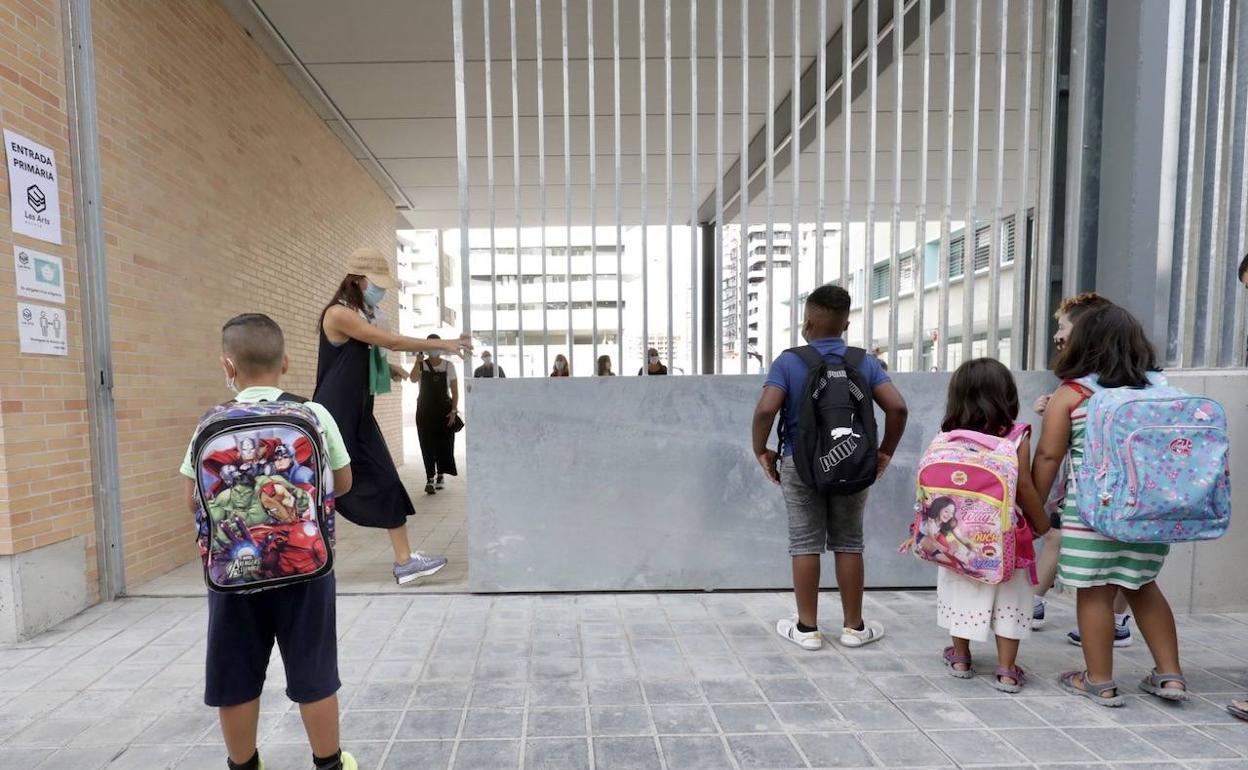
[1,591,1247,769]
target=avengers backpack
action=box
[189,394,336,592]
[1074,374,1230,543]
[904,426,1027,585]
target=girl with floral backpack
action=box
[1033,305,1193,706]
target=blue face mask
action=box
[362,282,386,307]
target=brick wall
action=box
[90,0,400,586]
[0,1,97,594]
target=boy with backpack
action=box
[751,285,909,650]
[180,313,358,770]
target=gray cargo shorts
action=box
[778,456,869,556]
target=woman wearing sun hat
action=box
[315,247,472,585]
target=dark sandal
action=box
[943,646,973,679]
[1059,670,1126,707]
[1140,670,1189,702]
[992,665,1026,694]
[1227,700,1248,721]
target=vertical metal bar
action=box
[691,0,702,372]
[987,0,1008,360]
[562,0,573,369]
[1227,0,1248,366]
[912,0,930,371]
[537,0,549,375]
[484,0,499,364]
[1168,0,1202,367]
[64,0,125,598]
[1061,0,1091,300]
[841,0,851,302]
[740,0,751,373]
[1194,0,1231,366]
[665,0,674,371]
[815,0,826,289]
[509,0,525,375]
[1012,0,1033,370]
[641,0,650,373]
[936,0,955,369]
[715,0,726,372]
[589,0,598,367]
[614,0,624,371]
[887,0,903,369]
[962,0,983,364]
[789,0,801,349]
[765,0,776,366]
[452,0,473,376]
[864,0,878,353]
[1213,0,1243,366]
[1030,0,1059,368]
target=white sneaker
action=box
[776,617,823,651]
[839,620,885,648]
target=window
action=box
[871,261,890,302]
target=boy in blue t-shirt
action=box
[751,285,908,651]
[180,314,358,770]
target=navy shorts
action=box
[205,574,340,708]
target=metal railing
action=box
[449,0,1245,377]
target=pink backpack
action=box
[904,426,1029,585]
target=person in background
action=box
[316,247,462,586]
[871,347,889,372]
[752,284,908,651]
[639,348,669,376]
[1030,293,1133,649]
[597,355,615,376]
[412,335,459,495]
[473,351,506,378]
[551,354,571,377]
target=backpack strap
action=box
[786,345,826,371]
[1006,422,1031,449]
[843,346,867,369]
[277,392,309,404]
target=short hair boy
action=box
[751,285,909,650]
[180,313,357,770]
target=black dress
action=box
[313,330,415,529]
[415,360,458,479]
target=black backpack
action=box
[779,345,879,495]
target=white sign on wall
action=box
[4,129,62,245]
[17,302,67,356]
[13,245,64,303]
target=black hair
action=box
[1054,304,1157,388]
[807,284,852,315]
[597,354,612,375]
[941,358,1019,437]
[222,313,285,376]
[427,333,442,340]
[1239,253,1248,280]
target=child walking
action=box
[181,314,359,770]
[1032,304,1187,706]
[930,359,1050,692]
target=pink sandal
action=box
[943,646,973,679]
[992,665,1026,693]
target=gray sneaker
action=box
[393,552,448,585]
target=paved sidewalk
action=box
[1,590,1246,769]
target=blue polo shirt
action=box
[764,337,891,456]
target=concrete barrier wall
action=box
[467,370,1247,611]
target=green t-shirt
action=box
[179,386,351,478]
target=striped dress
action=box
[1057,392,1169,589]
